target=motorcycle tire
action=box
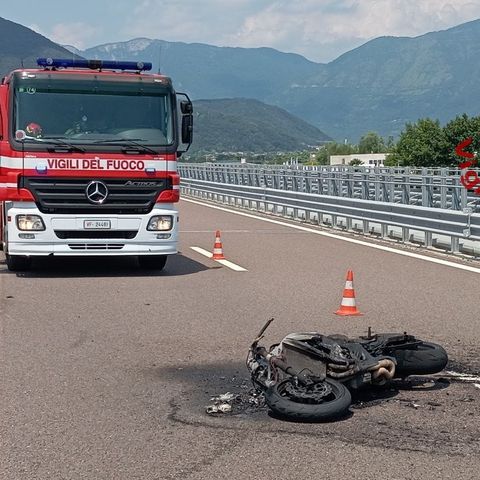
[391,342,448,376]
[265,378,351,422]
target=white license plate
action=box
[84,220,111,229]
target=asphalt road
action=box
[1,198,479,480]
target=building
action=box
[330,153,388,166]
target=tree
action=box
[358,132,386,154]
[349,159,362,166]
[385,135,395,153]
[440,114,480,167]
[389,118,445,167]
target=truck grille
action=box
[22,177,168,214]
[68,243,125,250]
[55,230,138,239]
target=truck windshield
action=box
[12,76,174,149]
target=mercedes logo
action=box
[85,181,109,205]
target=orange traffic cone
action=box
[335,270,363,316]
[212,230,226,260]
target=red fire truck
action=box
[0,58,192,271]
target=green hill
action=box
[281,20,480,140]
[0,17,81,77]
[191,98,331,153]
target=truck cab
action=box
[0,58,192,271]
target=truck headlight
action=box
[147,215,173,231]
[16,215,46,231]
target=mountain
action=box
[81,39,322,101]
[0,17,327,154]
[282,19,480,140]
[191,98,331,153]
[5,16,480,142]
[0,17,81,77]
[78,20,480,141]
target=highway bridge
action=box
[1,195,479,479]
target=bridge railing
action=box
[179,163,472,211]
[178,163,480,256]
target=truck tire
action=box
[138,255,167,271]
[265,378,351,422]
[6,254,31,271]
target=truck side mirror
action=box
[177,93,193,153]
[180,100,193,115]
[181,114,193,144]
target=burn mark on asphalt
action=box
[156,362,479,456]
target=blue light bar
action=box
[36,58,152,72]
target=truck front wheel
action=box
[138,255,167,271]
[6,254,31,271]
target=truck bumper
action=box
[5,202,179,256]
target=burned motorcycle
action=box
[247,319,448,421]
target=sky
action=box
[2,0,480,62]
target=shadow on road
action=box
[0,252,212,278]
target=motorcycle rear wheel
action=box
[265,378,351,422]
[391,342,448,376]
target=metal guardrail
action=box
[179,163,472,211]
[178,164,480,255]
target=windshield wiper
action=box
[29,136,86,153]
[93,138,158,155]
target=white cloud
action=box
[123,0,263,46]
[122,0,480,62]
[23,1,480,59]
[226,0,480,61]
[33,22,99,49]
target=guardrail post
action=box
[363,220,369,235]
[402,227,409,243]
[450,236,460,253]
[381,223,388,238]
[362,173,369,200]
[440,168,448,209]
[424,231,433,248]
[402,176,410,204]
[347,171,353,198]
[460,186,468,210]
[305,171,311,193]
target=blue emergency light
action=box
[36,58,152,72]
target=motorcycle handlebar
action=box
[251,318,274,348]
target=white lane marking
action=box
[180,230,251,233]
[444,371,480,383]
[190,246,248,272]
[182,198,480,275]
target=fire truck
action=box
[0,58,192,271]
